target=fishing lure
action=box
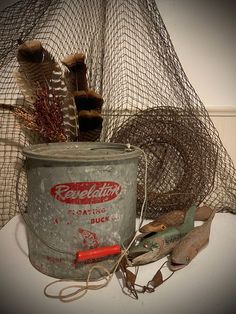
[168,208,216,271]
[129,204,197,266]
[139,206,213,233]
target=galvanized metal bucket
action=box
[22,142,140,280]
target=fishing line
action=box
[15,143,148,301]
[44,143,149,302]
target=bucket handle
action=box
[76,245,121,263]
[16,162,121,261]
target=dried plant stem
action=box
[14,83,67,142]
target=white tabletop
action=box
[0,213,236,314]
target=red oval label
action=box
[50,181,121,204]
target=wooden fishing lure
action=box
[129,205,197,266]
[168,208,216,271]
[139,206,213,233]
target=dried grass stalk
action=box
[14,83,67,142]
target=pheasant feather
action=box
[62,53,104,141]
[15,40,77,141]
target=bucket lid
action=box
[22,142,141,162]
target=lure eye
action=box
[143,242,149,248]
[161,224,166,230]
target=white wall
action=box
[210,115,236,167]
[155,0,236,166]
[156,0,236,108]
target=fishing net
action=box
[0,0,235,227]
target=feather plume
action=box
[62,53,88,93]
[14,84,67,142]
[78,110,103,141]
[15,40,78,141]
[62,53,104,141]
[74,89,103,112]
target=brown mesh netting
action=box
[111,106,222,218]
[0,0,235,227]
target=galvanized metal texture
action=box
[23,142,140,280]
